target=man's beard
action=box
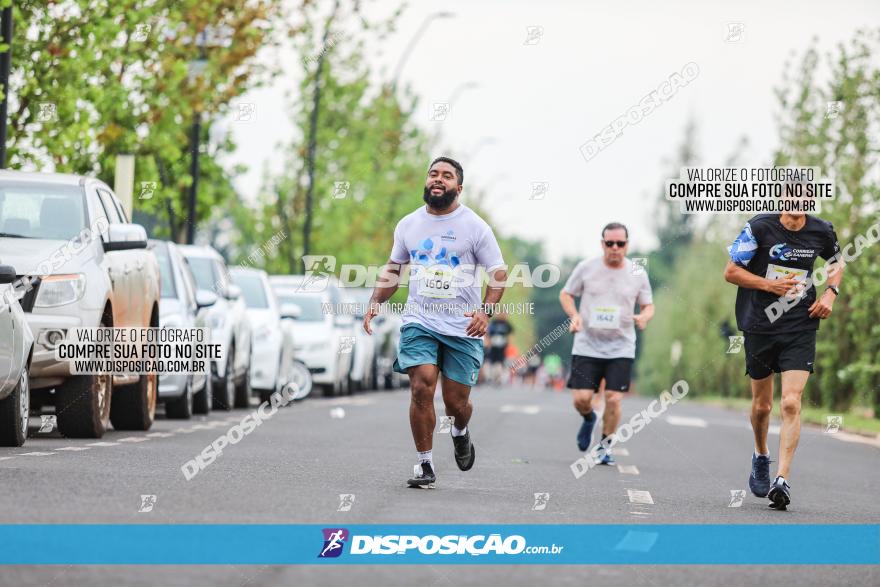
[423,185,458,210]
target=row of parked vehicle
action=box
[0,170,407,447]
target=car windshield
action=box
[232,272,268,309]
[186,257,217,291]
[277,293,325,322]
[0,182,86,240]
[152,244,177,299]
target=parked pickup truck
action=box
[0,171,161,438]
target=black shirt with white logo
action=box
[727,214,840,333]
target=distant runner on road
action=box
[559,222,654,464]
[487,312,513,385]
[724,210,843,510]
[363,156,508,488]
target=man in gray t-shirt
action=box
[363,156,508,489]
[559,222,654,464]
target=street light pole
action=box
[185,109,201,244]
[0,5,13,169]
[185,35,208,244]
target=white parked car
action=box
[270,275,354,397]
[230,267,295,404]
[178,245,252,410]
[343,287,379,391]
[0,264,34,446]
[0,171,161,438]
[375,311,408,390]
[150,240,216,418]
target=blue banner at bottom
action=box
[0,524,876,564]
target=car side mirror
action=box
[103,224,148,252]
[280,303,301,320]
[195,289,219,309]
[227,283,242,300]
[0,265,15,284]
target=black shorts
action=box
[487,348,506,364]
[567,355,633,392]
[743,330,816,379]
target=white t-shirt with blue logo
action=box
[389,204,505,339]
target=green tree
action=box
[7,0,284,241]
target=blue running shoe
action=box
[598,451,616,466]
[577,412,597,451]
[748,453,771,497]
[768,476,791,510]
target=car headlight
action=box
[35,274,86,308]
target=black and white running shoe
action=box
[407,462,436,487]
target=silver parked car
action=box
[0,264,34,446]
[179,245,252,410]
[150,240,217,418]
[0,171,161,438]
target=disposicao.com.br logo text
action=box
[317,529,564,558]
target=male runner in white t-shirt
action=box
[559,222,654,464]
[364,157,508,487]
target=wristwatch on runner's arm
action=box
[826,285,839,297]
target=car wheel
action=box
[110,372,158,431]
[166,376,193,420]
[289,360,313,400]
[212,347,234,411]
[0,366,29,447]
[233,362,252,409]
[56,373,112,438]
[369,356,379,391]
[193,372,211,415]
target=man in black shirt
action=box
[486,313,513,385]
[724,212,843,510]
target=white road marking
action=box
[826,430,880,448]
[55,446,91,452]
[0,456,15,461]
[118,437,149,443]
[326,397,375,407]
[18,451,54,456]
[500,404,541,415]
[146,432,174,438]
[617,464,640,475]
[666,415,708,428]
[173,427,197,434]
[629,511,653,516]
[627,489,654,505]
[87,442,118,447]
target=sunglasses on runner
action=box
[603,240,628,248]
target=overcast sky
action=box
[226,0,879,262]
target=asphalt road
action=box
[1,382,878,586]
